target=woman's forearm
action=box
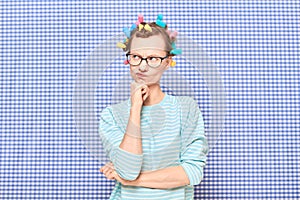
[129,165,190,189]
[119,107,142,154]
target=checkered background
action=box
[1,1,299,199]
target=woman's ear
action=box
[165,57,171,70]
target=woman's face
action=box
[129,35,171,85]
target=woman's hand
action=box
[130,81,150,108]
[99,162,116,180]
[99,162,136,186]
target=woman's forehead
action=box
[130,48,167,56]
[130,35,166,52]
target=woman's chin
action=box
[131,77,159,86]
[134,78,146,84]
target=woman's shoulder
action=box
[168,94,197,107]
[168,95,200,118]
[101,99,129,112]
[100,99,130,122]
[173,95,195,102]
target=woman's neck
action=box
[143,83,165,106]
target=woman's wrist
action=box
[122,174,141,187]
[130,104,142,113]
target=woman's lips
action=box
[136,73,147,78]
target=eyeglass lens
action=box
[127,54,167,68]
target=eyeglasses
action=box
[126,53,169,68]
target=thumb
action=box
[131,81,146,95]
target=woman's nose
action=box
[138,60,149,72]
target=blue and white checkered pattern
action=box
[1,1,299,199]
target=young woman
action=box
[99,14,208,200]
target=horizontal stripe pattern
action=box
[99,108,143,181]
[99,94,208,199]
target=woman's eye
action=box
[132,55,140,60]
[149,57,158,61]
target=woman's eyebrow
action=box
[131,52,143,56]
[131,52,166,57]
[147,54,164,57]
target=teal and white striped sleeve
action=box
[180,97,209,186]
[99,107,143,181]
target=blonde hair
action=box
[124,22,176,55]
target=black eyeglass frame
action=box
[126,53,170,68]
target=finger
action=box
[101,167,107,174]
[144,85,149,92]
[104,173,115,180]
[107,171,116,180]
[106,163,115,170]
[103,166,111,174]
[100,161,113,171]
[141,85,149,93]
[105,162,114,168]
[131,81,145,92]
[142,94,147,101]
[140,85,146,92]
[132,87,142,96]
[103,168,113,176]
[104,171,113,177]
[100,165,107,172]
[143,91,150,101]
[112,171,121,182]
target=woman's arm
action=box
[117,165,190,189]
[100,163,189,189]
[120,83,149,155]
[99,107,143,181]
[119,107,142,154]
[99,84,150,181]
